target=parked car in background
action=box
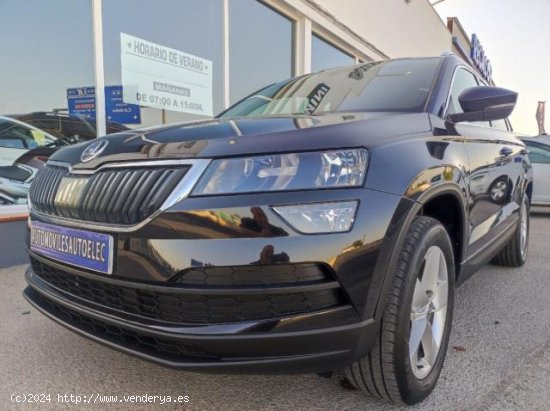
[522,135,550,207]
[24,55,532,406]
[0,116,58,167]
[0,116,59,204]
[0,113,128,205]
[11,111,128,143]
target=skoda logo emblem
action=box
[80,140,109,163]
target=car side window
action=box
[447,69,479,115]
[28,129,51,147]
[0,125,31,149]
[0,135,26,149]
[525,141,550,164]
[0,124,54,149]
[447,68,491,128]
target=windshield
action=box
[0,117,57,149]
[219,58,441,119]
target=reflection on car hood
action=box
[49,112,433,170]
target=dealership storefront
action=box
[446,17,494,85]
[0,0,452,215]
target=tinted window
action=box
[0,138,25,149]
[0,118,55,149]
[525,141,550,164]
[312,34,355,72]
[448,69,478,115]
[220,58,441,118]
[448,68,492,127]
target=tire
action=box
[345,216,455,405]
[492,195,530,267]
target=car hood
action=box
[49,112,433,170]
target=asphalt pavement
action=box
[1,216,549,410]
[0,220,28,268]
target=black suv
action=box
[24,55,532,405]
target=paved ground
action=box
[1,216,549,410]
[0,220,28,268]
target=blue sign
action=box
[67,86,141,124]
[30,221,114,274]
[470,34,493,84]
[67,87,96,120]
[105,86,141,124]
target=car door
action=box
[489,118,528,211]
[524,139,550,205]
[446,68,518,253]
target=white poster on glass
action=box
[120,32,213,116]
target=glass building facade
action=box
[0,0,380,211]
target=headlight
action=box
[272,201,358,233]
[192,148,368,195]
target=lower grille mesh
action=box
[30,257,345,324]
[174,264,328,286]
[28,288,218,361]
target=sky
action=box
[433,0,550,135]
[0,0,547,135]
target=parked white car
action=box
[0,116,57,166]
[522,135,550,206]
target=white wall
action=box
[309,0,452,58]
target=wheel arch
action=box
[417,185,469,276]
[367,183,468,321]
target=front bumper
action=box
[24,265,377,373]
[24,187,412,373]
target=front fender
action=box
[361,181,468,323]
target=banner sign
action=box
[470,34,493,84]
[120,32,213,117]
[105,86,141,124]
[66,86,141,124]
[536,101,546,135]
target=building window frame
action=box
[311,30,357,71]
[0,0,383,217]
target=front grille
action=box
[30,257,345,324]
[29,165,189,225]
[28,288,219,361]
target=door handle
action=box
[500,147,513,156]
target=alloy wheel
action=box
[409,246,449,380]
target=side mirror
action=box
[449,86,517,123]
